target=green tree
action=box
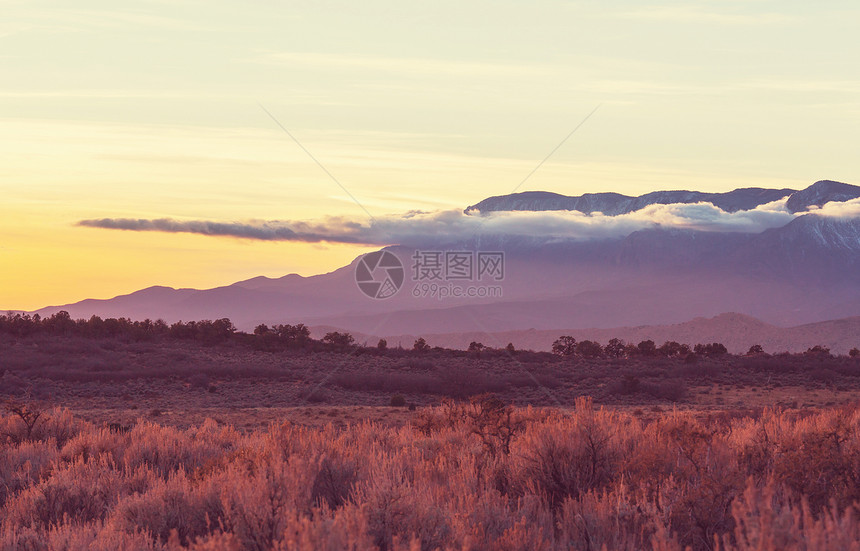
[747,344,764,356]
[323,331,355,351]
[552,335,577,356]
[658,341,690,358]
[576,340,603,359]
[637,339,657,356]
[694,342,728,357]
[604,338,626,358]
[805,345,831,358]
[413,337,431,352]
[275,323,311,348]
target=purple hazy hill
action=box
[25,180,860,347]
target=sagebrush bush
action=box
[3,403,860,550]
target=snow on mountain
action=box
[785,180,860,213]
[466,187,796,215]
[467,180,860,217]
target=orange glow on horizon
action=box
[0,213,377,311]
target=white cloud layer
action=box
[77,196,860,247]
[809,198,860,218]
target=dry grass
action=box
[3,335,860,418]
[3,331,860,549]
[2,399,860,550]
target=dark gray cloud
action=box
[76,217,367,244]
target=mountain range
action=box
[465,179,860,215]
[22,179,860,350]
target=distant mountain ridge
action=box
[466,180,860,215]
[785,180,860,213]
[19,180,860,343]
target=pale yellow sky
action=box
[1,1,859,310]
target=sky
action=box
[2,0,859,310]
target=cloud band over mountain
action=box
[77,198,860,247]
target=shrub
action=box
[805,345,832,358]
[606,374,641,396]
[404,358,434,371]
[110,471,222,545]
[643,379,688,402]
[0,371,28,396]
[3,400,860,551]
[3,398,46,441]
[513,398,620,511]
[4,455,122,529]
[188,373,209,389]
[463,394,522,457]
[303,388,330,403]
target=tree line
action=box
[550,336,728,359]
[549,335,860,359]
[2,312,858,357]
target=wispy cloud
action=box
[3,7,223,34]
[250,51,548,77]
[581,78,860,98]
[0,89,212,100]
[616,5,797,25]
[77,197,828,247]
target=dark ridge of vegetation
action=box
[330,367,531,398]
[3,312,860,410]
[3,312,858,360]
